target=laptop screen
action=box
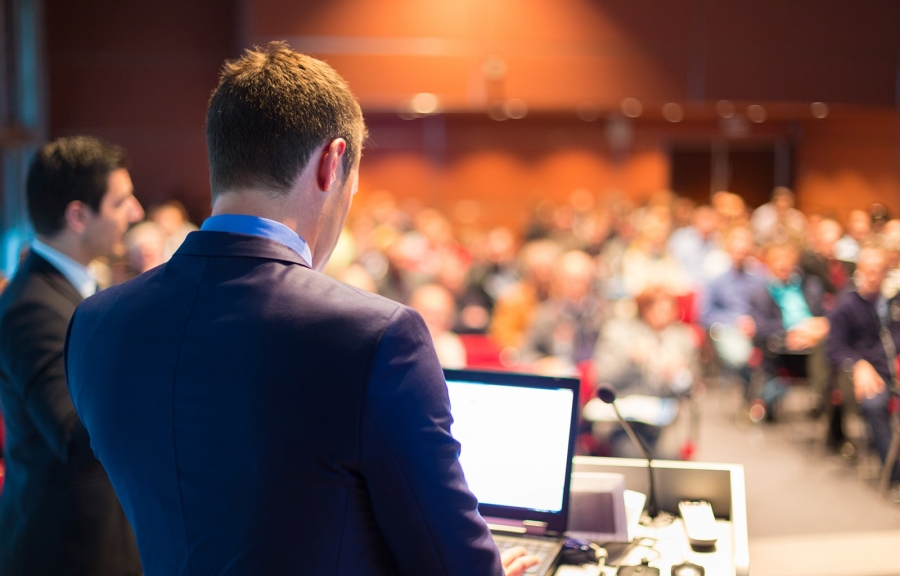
[444,369,579,533]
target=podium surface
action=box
[560,456,749,576]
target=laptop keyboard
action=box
[492,534,558,575]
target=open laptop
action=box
[443,369,580,576]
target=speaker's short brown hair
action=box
[206,41,364,198]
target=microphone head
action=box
[596,386,617,404]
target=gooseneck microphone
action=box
[596,385,659,519]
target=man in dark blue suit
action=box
[65,42,537,576]
[0,136,144,575]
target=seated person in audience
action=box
[668,204,726,291]
[594,286,699,455]
[378,231,425,304]
[835,209,872,264]
[522,250,605,374]
[489,239,561,349]
[827,243,900,481]
[884,219,900,238]
[410,283,468,369]
[750,187,807,245]
[712,190,749,228]
[620,206,691,297]
[148,199,198,260]
[671,196,695,230]
[437,249,492,335]
[701,225,766,398]
[124,221,168,276]
[750,242,830,418]
[800,218,853,310]
[470,226,520,307]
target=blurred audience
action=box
[124,221,167,275]
[882,224,900,299]
[801,218,853,309]
[835,209,872,264]
[410,283,467,369]
[712,191,749,228]
[148,200,198,260]
[490,239,561,349]
[471,226,520,306]
[436,248,492,335]
[667,204,727,290]
[751,187,807,245]
[620,206,690,297]
[94,184,900,456]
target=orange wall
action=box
[795,110,900,221]
[358,148,670,230]
[244,0,900,227]
[354,114,671,230]
[245,0,900,110]
[41,0,900,229]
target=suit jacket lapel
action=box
[26,252,84,307]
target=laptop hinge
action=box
[485,518,549,536]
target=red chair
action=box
[459,334,507,370]
[675,292,698,324]
[576,360,596,409]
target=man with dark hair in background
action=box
[65,43,537,576]
[0,136,144,575]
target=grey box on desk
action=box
[571,456,749,576]
[566,472,630,543]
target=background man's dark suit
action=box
[65,231,501,576]
[0,252,140,575]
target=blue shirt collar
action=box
[200,214,312,266]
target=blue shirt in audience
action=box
[701,266,766,328]
[668,226,718,287]
[767,275,813,329]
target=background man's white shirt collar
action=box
[30,239,98,298]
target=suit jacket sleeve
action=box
[0,300,86,462]
[359,306,502,576]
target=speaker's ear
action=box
[64,200,90,235]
